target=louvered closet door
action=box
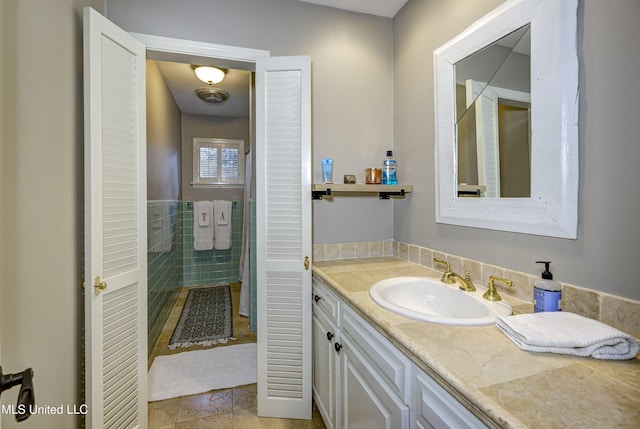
[83,8,148,428]
[256,56,312,420]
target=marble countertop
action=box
[312,257,640,429]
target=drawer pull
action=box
[334,342,343,353]
[314,294,321,303]
[326,332,334,341]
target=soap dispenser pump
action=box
[533,261,562,312]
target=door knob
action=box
[304,256,310,271]
[94,276,107,295]
[326,331,334,341]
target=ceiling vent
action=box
[195,87,229,104]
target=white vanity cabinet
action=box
[312,276,488,429]
[312,277,409,429]
[312,278,341,429]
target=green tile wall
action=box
[147,201,182,352]
[180,200,244,286]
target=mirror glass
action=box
[455,25,531,198]
[433,0,579,238]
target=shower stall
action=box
[147,199,256,353]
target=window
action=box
[192,138,245,187]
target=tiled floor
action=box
[148,283,327,429]
[149,384,327,428]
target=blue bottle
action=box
[382,150,397,185]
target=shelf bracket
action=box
[379,189,405,200]
[457,189,481,196]
[312,188,331,200]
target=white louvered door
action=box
[83,8,147,428]
[256,56,312,419]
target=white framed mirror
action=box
[434,0,579,238]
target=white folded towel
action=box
[213,200,232,250]
[193,201,214,250]
[496,312,639,360]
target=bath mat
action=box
[148,343,257,401]
[169,284,234,349]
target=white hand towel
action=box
[213,200,232,250]
[193,201,214,250]
[496,312,639,360]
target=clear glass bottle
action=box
[382,150,397,185]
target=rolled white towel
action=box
[496,312,639,360]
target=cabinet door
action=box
[413,367,487,429]
[313,308,339,429]
[340,337,409,429]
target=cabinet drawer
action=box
[341,305,410,401]
[414,366,487,429]
[312,277,340,324]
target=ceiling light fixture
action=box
[195,87,229,104]
[191,65,227,85]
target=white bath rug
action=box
[148,343,257,402]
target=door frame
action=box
[131,33,269,71]
[131,31,269,360]
[132,34,314,419]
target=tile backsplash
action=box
[313,240,640,339]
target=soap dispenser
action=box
[533,261,562,312]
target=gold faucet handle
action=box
[464,270,473,283]
[483,276,514,301]
[433,258,450,272]
[463,270,476,291]
[433,258,455,284]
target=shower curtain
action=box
[238,150,252,317]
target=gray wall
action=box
[112,0,640,299]
[106,0,396,244]
[393,0,640,300]
[1,0,105,427]
[147,59,249,202]
[147,60,183,200]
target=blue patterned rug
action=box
[169,284,234,349]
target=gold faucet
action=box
[483,276,514,301]
[433,258,476,292]
[433,258,454,283]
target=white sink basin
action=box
[369,276,511,326]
